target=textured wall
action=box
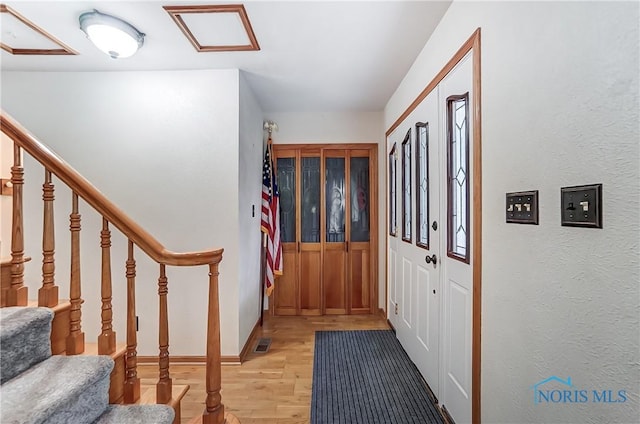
[385,1,639,422]
[238,71,264,351]
[1,70,242,356]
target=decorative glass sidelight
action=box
[416,122,429,249]
[447,94,470,263]
[350,157,370,242]
[301,157,321,243]
[402,129,412,242]
[389,144,397,236]
[277,157,296,243]
[326,157,346,243]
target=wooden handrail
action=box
[0,111,223,266]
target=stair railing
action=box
[1,110,226,424]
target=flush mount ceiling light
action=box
[79,9,144,59]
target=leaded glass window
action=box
[350,157,370,242]
[415,122,429,249]
[326,157,345,243]
[277,157,296,243]
[389,144,397,236]
[301,157,320,243]
[402,129,412,243]
[447,94,470,263]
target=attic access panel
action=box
[0,4,76,55]
[163,4,260,52]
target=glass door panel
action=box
[350,157,370,242]
[277,157,296,243]
[325,157,346,243]
[301,157,320,243]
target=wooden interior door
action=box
[299,151,322,315]
[322,150,347,314]
[347,150,373,314]
[272,144,377,316]
[274,150,298,315]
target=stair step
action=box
[95,404,175,424]
[137,383,190,424]
[76,342,127,404]
[27,299,71,354]
[0,355,113,424]
[0,306,53,384]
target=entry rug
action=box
[311,330,444,424]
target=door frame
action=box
[385,28,482,423]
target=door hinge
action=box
[394,303,398,315]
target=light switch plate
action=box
[506,190,539,225]
[561,184,602,228]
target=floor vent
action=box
[254,338,272,353]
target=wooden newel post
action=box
[202,262,224,424]
[39,170,59,307]
[8,144,27,306]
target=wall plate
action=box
[506,190,539,225]
[561,184,602,228]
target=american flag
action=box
[261,141,282,296]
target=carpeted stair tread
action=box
[93,404,175,424]
[0,306,53,384]
[1,355,114,424]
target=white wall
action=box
[237,71,263,351]
[0,133,13,258]
[1,69,242,356]
[385,1,639,423]
[264,111,386,311]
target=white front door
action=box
[387,52,474,423]
[438,53,473,424]
[388,88,442,399]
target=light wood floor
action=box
[138,313,389,424]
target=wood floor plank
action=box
[138,314,388,423]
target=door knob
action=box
[425,254,437,267]
[432,221,438,231]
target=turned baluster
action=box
[66,192,85,354]
[98,218,116,355]
[39,170,59,307]
[202,262,224,424]
[156,264,172,404]
[124,240,140,403]
[8,144,27,306]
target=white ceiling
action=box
[0,1,452,112]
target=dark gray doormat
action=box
[311,330,444,424]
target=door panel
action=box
[349,245,370,313]
[401,257,412,326]
[275,154,298,316]
[324,153,347,314]
[389,88,441,399]
[439,53,473,424]
[324,245,346,313]
[274,247,298,315]
[300,247,321,314]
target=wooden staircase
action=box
[0,111,237,424]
